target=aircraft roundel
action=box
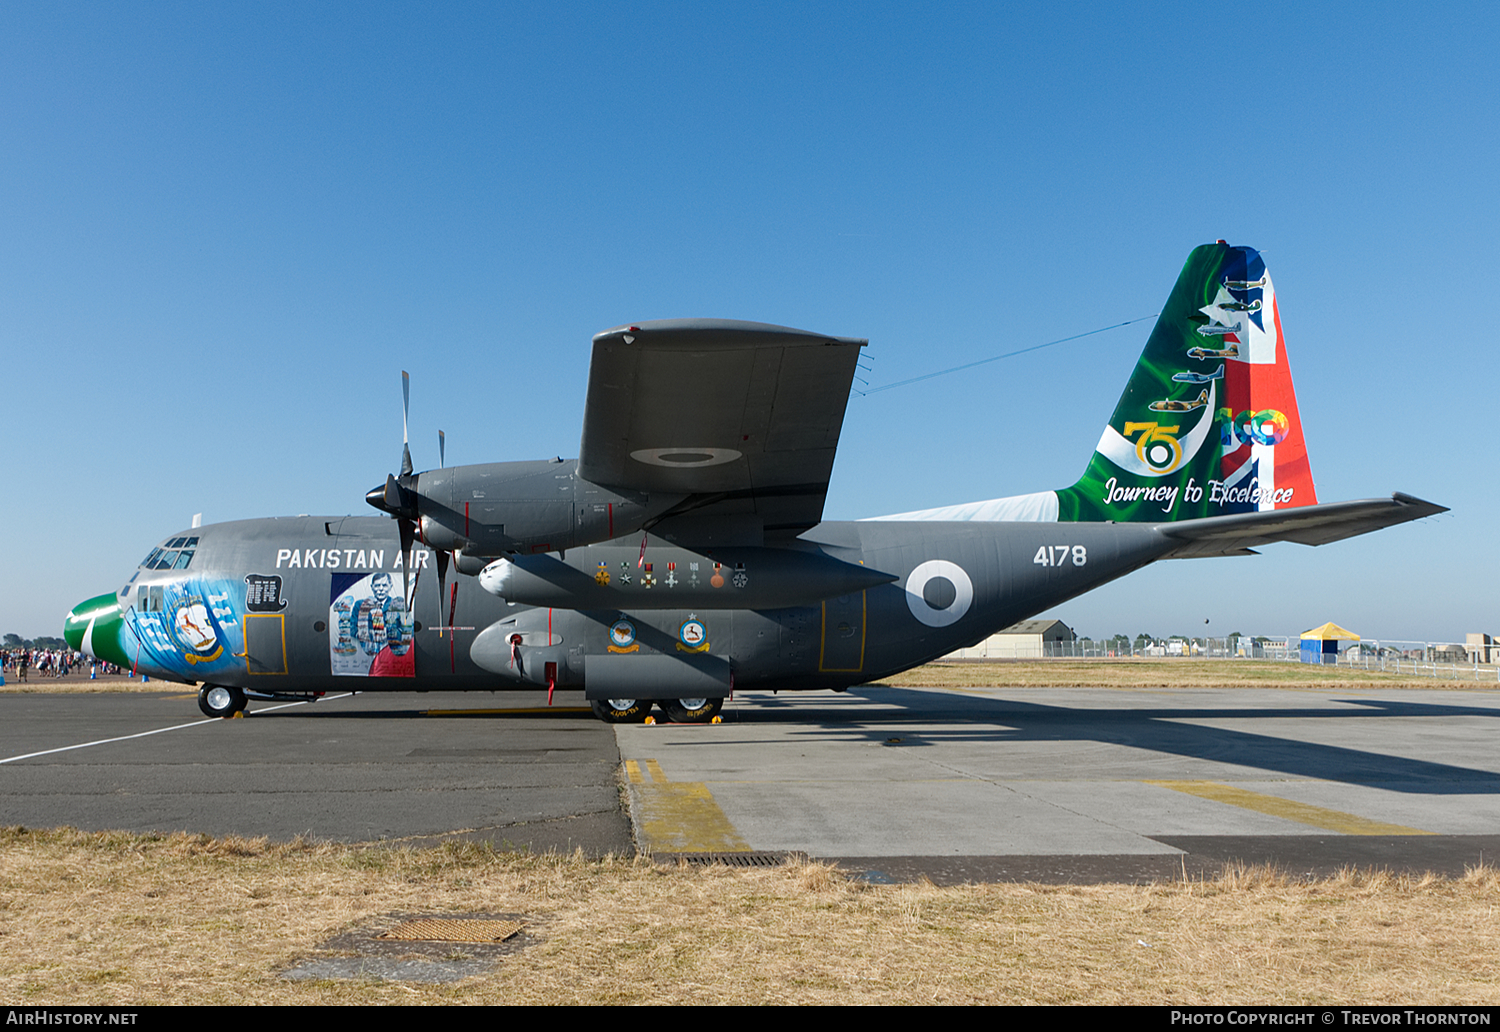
[630,447,742,468]
[904,560,973,628]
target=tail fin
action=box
[1055,241,1317,522]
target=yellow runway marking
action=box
[422,706,592,716]
[1147,780,1433,836]
[627,757,750,853]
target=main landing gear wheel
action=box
[198,684,247,718]
[589,698,655,724]
[658,698,723,724]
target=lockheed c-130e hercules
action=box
[65,242,1444,723]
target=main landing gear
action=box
[588,697,724,725]
[658,697,723,724]
[198,684,248,718]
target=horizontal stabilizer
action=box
[1155,493,1446,559]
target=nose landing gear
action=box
[198,684,248,718]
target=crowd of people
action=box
[0,647,123,681]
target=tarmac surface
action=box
[0,685,632,855]
[5,675,1500,882]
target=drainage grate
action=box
[377,918,525,943]
[656,851,805,868]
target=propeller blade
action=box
[400,370,413,476]
[405,557,422,611]
[435,548,450,636]
[447,573,459,672]
[398,513,415,577]
[439,429,446,470]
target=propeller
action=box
[366,371,418,513]
[365,371,420,602]
[364,375,460,632]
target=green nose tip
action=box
[64,594,130,667]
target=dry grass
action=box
[2,827,1498,1005]
[877,659,1476,691]
[0,673,186,695]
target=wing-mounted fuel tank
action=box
[474,541,895,609]
[366,457,685,558]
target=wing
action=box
[1155,493,1447,559]
[578,319,866,540]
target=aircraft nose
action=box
[63,593,131,667]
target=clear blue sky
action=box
[3,2,1492,643]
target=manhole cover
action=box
[282,913,533,983]
[378,918,524,943]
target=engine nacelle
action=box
[372,457,682,556]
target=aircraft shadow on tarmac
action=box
[233,687,1500,796]
[693,687,1500,797]
[248,707,601,721]
[238,695,599,721]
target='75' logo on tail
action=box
[1123,421,1182,473]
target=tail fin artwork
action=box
[1055,240,1316,522]
[870,240,1445,543]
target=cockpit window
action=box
[140,537,199,570]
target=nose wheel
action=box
[198,684,248,718]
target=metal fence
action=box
[1318,640,1500,683]
[985,637,1500,683]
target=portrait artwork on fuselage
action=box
[329,571,414,677]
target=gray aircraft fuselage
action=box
[101,512,1169,699]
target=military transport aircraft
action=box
[65,242,1445,723]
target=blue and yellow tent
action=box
[1300,622,1360,665]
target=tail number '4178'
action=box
[1034,545,1087,567]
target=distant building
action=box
[1240,636,1291,658]
[1467,633,1497,665]
[945,619,1075,659]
